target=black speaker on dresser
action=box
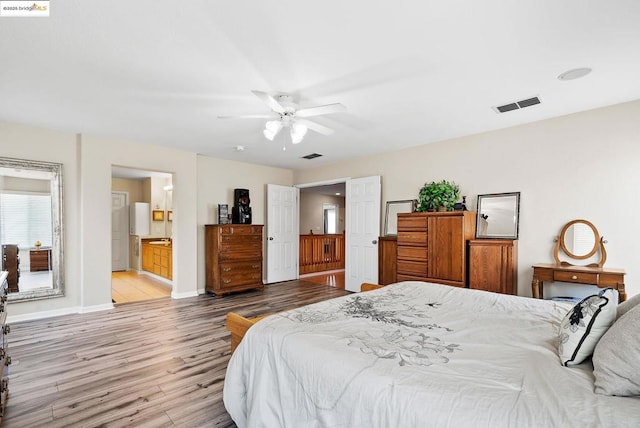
[232,188,252,224]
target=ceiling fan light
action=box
[290,123,308,144]
[263,129,276,141]
[265,120,282,134]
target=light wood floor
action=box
[112,271,172,304]
[4,280,350,427]
[301,269,345,289]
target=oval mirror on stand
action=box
[553,219,606,268]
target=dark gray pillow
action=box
[617,293,640,319]
[593,305,640,396]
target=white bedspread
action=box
[223,282,640,427]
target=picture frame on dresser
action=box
[383,200,416,236]
[475,192,520,239]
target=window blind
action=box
[0,191,53,249]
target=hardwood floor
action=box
[112,271,172,304]
[4,280,350,427]
[300,269,345,289]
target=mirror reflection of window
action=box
[567,223,596,256]
[323,203,338,234]
[0,174,54,292]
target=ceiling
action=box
[2,1,640,170]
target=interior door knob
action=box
[269,237,274,241]
[372,239,378,244]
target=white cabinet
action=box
[130,202,150,235]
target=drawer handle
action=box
[223,267,232,272]
[251,275,260,279]
[571,275,578,280]
[252,265,260,269]
[223,279,232,284]
[2,325,9,334]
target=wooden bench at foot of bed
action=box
[226,282,383,352]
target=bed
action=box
[223,281,640,427]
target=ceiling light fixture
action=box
[290,123,308,144]
[558,67,592,81]
[263,120,283,141]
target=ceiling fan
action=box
[219,91,346,146]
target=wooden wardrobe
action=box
[396,211,476,287]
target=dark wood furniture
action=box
[468,239,517,295]
[1,245,19,293]
[531,264,626,302]
[378,236,397,285]
[0,271,11,421]
[205,224,263,297]
[29,248,51,272]
[396,211,476,287]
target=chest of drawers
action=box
[205,224,264,297]
[0,271,11,422]
[396,212,476,287]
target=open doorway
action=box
[111,166,173,304]
[298,182,346,289]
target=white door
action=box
[111,192,129,271]
[345,176,381,292]
[266,184,299,283]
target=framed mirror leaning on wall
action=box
[0,157,64,301]
[384,199,416,236]
[475,192,521,239]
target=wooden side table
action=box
[29,248,51,272]
[531,263,626,303]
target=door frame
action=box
[111,190,129,272]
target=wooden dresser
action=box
[468,239,517,295]
[0,271,11,421]
[378,236,397,285]
[1,245,19,293]
[29,248,51,272]
[205,224,264,297]
[396,211,476,287]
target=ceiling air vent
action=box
[493,96,541,113]
[302,153,323,160]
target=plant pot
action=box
[438,206,447,212]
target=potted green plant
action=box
[416,180,460,212]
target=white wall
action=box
[299,193,345,235]
[293,100,640,299]
[196,155,293,293]
[80,134,199,305]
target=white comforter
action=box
[223,281,640,428]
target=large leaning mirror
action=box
[0,157,64,301]
[475,192,520,239]
[554,219,606,267]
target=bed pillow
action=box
[593,304,640,396]
[616,292,640,319]
[558,288,617,366]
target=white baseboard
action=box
[79,303,115,314]
[171,290,199,299]
[7,306,80,323]
[7,302,115,323]
[140,271,173,287]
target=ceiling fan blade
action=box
[251,90,285,114]
[217,114,274,119]
[296,103,346,118]
[296,119,334,136]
